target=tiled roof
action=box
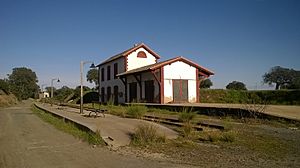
[117,56,214,77]
[97,43,161,67]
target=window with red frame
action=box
[137,51,147,58]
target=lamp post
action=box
[41,84,46,92]
[51,78,60,98]
[40,84,46,98]
[80,61,96,114]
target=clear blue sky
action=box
[1,0,299,90]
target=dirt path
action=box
[0,101,190,168]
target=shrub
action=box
[182,123,194,138]
[220,131,236,142]
[178,108,195,123]
[199,89,300,105]
[199,130,236,143]
[131,124,166,146]
[126,104,147,119]
[178,108,196,138]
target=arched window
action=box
[101,87,105,102]
[107,87,111,102]
[137,51,147,58]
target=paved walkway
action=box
[34,103,178,147]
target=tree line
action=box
[1,65,299,101]
[0,67,39,100]
[200,66,300,90]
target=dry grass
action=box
[131,124,166,146]
[0,94,18,107]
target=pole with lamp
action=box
[51,78,60,105]
[40,84,46,99]
[80,61,96,114]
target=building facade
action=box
[97,43,214,104]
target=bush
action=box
[131,124,166,146]
[0,79,10,94]
[126,104,147,119]
[199,130,236,143]
[182,123,194,138]
[178,108,196,138]
[199,89,300,105]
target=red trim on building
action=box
[160,67,164,104]
[196,69,200,103]
[123,43,161,59]
[150,56,214,76]
[137,51,147,58]
[124,56,128,71]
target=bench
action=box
[88,109,107,118]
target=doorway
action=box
[129,82,137,102]
[173,79,188,103]
[144,80,154,103]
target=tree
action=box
[226,81,247,90]
[263,66,298,90]
[74,85,91,98]
[55,86,74,101]
[0,79,10,94]
[8,67,39,100]
[200,78,213,88]
[86,69,98,86]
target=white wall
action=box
[163,61,197,103]
[98,57,126,103]
[127,48,157,71]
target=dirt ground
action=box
[0,101,191,168]
[1,101,299,168]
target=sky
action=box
[1,0,299,90]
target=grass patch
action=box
[126,104,148,119]
[32,105,105,145]
[131,124,166,146]
[198,130,236,143]
[234,127,289,159]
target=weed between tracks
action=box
[131,124,166,146]
[31,105,105,145]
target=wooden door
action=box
[129,82,137,102]
[106,87,111,102]
[101,87,105,103]
[173,80,188,103]
[113,85,118,104]
[144,80,154,103]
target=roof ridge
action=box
[97,43,160,66]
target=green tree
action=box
[74,86,91,98]
[86,69,98,86]
[263,66,298,90]
[226,81,247,90]
[288,76,300,89]
[200,78,213,88]
[0,79,10,94]
[8,67,39,100]
[55,86,74,101]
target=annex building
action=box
[97,43,214,104]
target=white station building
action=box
[97,43,214,104]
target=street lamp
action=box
[51,78,60,98]
[40,84,46,92]
[80,61,96,114]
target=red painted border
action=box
[124,56,128,71]
[160,67,164,104]
[196,69,200,103]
